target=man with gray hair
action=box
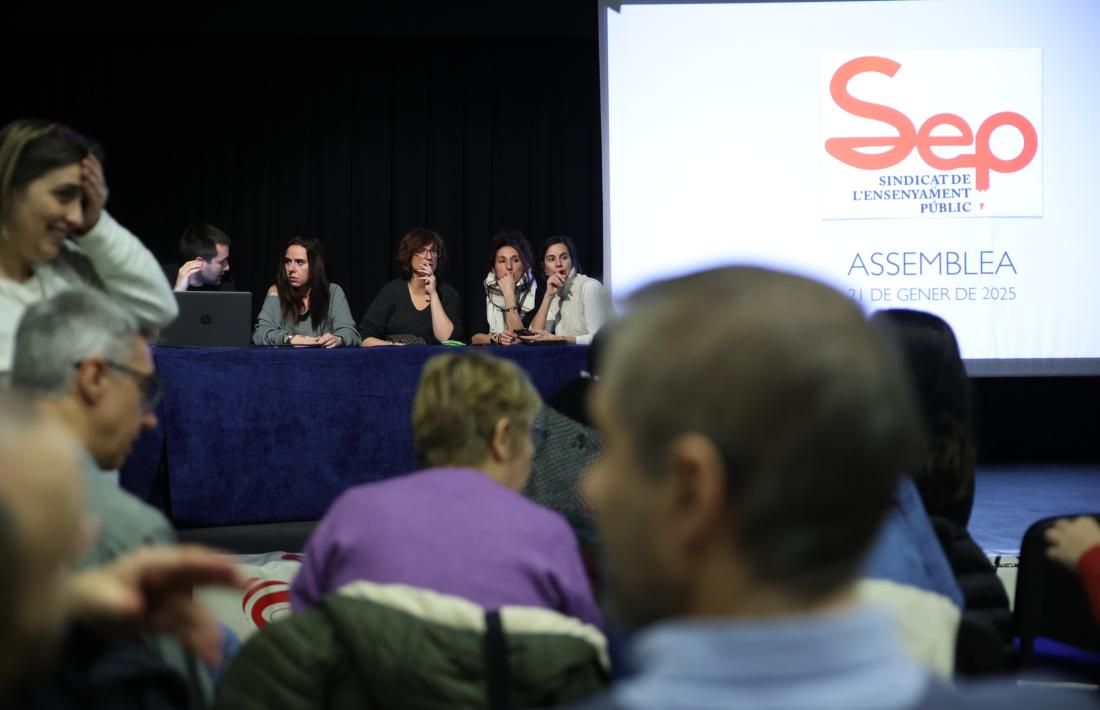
[11,287,172,567]
[576,267,1093,709]
[10,288,217,706]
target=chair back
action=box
[1015,514,1100,663]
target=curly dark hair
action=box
[487,230,534,276]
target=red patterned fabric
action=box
[1076,545,1100,626]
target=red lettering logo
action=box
[824,56,1037,191]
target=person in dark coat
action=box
[872,309,1015,675]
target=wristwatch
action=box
[283,332,295,345]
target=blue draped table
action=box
[120,345,589,527]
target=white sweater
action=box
[0,211,178,371]
[545,272,610,346]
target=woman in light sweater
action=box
[0,119,177,372]
[253,236,359,347]
[522,235,609,345]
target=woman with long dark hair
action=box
[873,308,976,524]
[873,308,1014,673]
[523,235,609,345]
[253,237,359,347]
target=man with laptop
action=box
[160,223,251,347]
[164,222,235,292]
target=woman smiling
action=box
[0,119,176,371]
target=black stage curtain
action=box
[2,5,602,332]
[4,3,1098,465]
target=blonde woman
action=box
[292,351,602,628]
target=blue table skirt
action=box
[120,345,589,527]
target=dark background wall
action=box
[3,1,603,337]
[4,1,1096,465]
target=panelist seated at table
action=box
[164,222,235,292]
[469,230,538,346]
[521,235,610,346]
[252,236,360,348]
[291,351,603,629]
[358,228,463,346]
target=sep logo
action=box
[825,56,1037,191]
[820,49,1042,220]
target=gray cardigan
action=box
[253,283,361,346]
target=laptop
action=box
[158,292,252,347]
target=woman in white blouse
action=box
[522,235,609,346]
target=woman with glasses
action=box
[0,119,177,373]
[358,228,463,346]
[253,236,360,347]
[521,235,609,345]
[291,352,601,628]
[470,230,538,346]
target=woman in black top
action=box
[359,228,463,345]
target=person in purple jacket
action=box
[291,351,603,629]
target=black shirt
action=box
[358,278,464,344]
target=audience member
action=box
[524,327,609,606]
[11,288,215,703]
[0,391,245,708]
[166,222,235,292]
[470,230,538,345]
[873,308,1015,674]
[12,289,172,565]
[0,119,177,372]
[872,309,976,525]
[359,227,463,345]
[858,476,964,677]
[253,236,359,347]
[524,235,609,345]
[292,351,601,628]
[1046,515,1100,626]
[525,326,607,519]
[573,266,1092,709]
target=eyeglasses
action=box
[106,361,164,411]
[414,247,439,257]
[531,425,550,453]
[73,359,165,411]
